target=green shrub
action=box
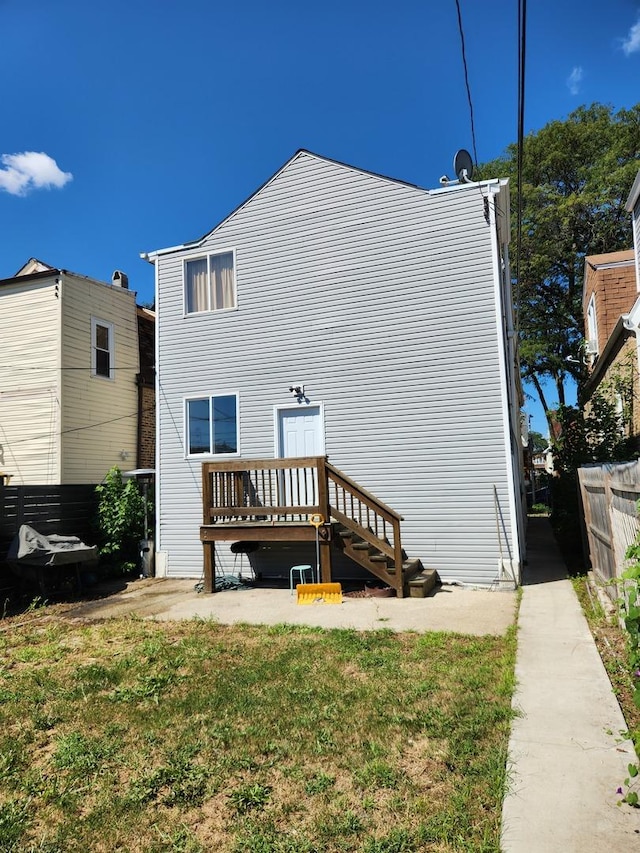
[530,503,550,515]
[95,466,146,574]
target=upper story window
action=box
[91,317,114,379]
[185,251,236,314]
[186,394,238,456]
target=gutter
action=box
[626,170,640,212]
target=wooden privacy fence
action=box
[578,461,640,595]
[0,484,100,556]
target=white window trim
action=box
[183,248,238,316]
[91,317,115,380]
[184,392,240,458]
[586,294,598,355]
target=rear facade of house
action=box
[147,151,525,587]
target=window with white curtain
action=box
[185,251,236,314]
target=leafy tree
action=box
[543,391,637,573]
[529,430,548,453]
[478,103,640,433]
[551,396,634,475]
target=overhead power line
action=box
[3,403,155,449]
[0,365,142,371]
[515,0,528,326]
[454,0,479,166]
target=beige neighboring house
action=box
[0,259,153,485]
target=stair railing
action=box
[325,461,404,580]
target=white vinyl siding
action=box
[154,152,520,584]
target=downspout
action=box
[135,372,143,469]
[141,250,165,577]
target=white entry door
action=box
[277,406,323,458]
[276,406,323,507]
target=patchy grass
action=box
[0,614,517,852]
[572,575,640,751]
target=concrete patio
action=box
[62,575,518,636]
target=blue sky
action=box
[1,0,640,435]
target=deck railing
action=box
[201,456,404,568]
[202,456,326,523]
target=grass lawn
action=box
[0,613,516,852]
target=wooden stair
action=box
[200,456,438,598]
[335,525,425,596]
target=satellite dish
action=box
[453,149,474,183]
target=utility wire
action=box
[454,0,479,167]
[0,366,143,371]
[515,0,528,333]
[3,403,156,448]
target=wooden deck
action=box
[200,456,418,596]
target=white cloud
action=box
[567,66,583,95]
[0,151,73,197]
[621,16,640,55]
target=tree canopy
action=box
[478,103,640,433]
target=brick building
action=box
[136,306,156,469]
[581,250,640,440]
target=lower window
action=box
[186,394,238,455]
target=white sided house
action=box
[0,259,142,485]
[144,151,525,592]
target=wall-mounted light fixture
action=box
[120,450,130,461]
[288,384,305,401]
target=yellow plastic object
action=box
[296,582,342,605]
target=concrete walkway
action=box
[501,516,640,851]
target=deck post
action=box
[316,456,333,584]
[203,541,215,594]
[202,464,215,593]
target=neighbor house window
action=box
[185,251,236,314]
[91,317,114,379]
[586,295,598,355]
[186,394,238,455]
